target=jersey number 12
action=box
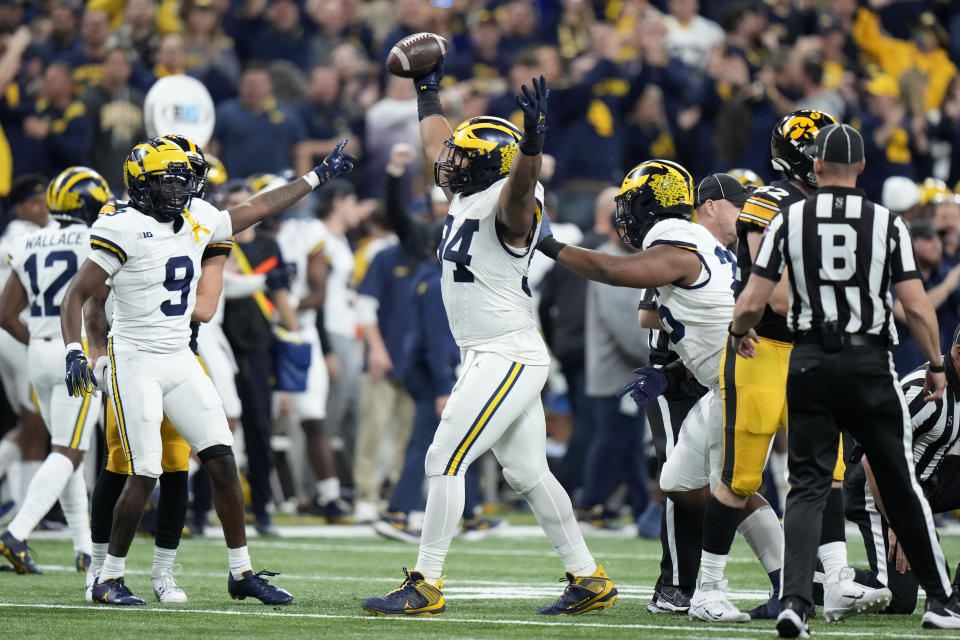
[24,251,78,317]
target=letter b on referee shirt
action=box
[818,223,858,282]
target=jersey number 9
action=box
[160,256,194,317]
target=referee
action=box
[728,123,960,636]
[844,322,960,614]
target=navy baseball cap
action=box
[695,173,748,208]
[814,123,864,164]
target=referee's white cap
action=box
[814,123,864,164]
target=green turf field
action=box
[3,528,960,639]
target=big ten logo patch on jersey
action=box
[138,231,153,239]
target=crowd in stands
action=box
[2,0,960,532]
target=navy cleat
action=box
[747,591,782,619]
[537,564,617,615]
[647,577,692,614]
[373,513,420,543]
[91,577,147,605]
[76,552,91,573]
[0,530,41,574]
[228,569,293,605]
[362,568,445,615]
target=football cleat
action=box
[688,579,750,623]
[746,590,782,620]
[91,577,147,605]
[537,564,617,615]
[0,530,41,574]
[922,593,960,629]
[76,552,91,573]
[460,516,507,541]
[361,568,445,615]
[577,505,621,531]
[823,566,892,621]
[152,568,188,603]
[228,569,293,605]
[373,513,420,543]
[776,601,810,639]
[353,500,380,524]
[319,498,356,525]
[647,578,692,614]
[253,516,279,537]
[85,568,96,602]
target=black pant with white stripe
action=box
[783,344,953,606]
[844,455,960,613]
[645,377,706,590]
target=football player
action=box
[0,174,53,515]
[696,110,889,622]
[361,62,615,617]
[82,135,234,603]
[0,167,110,574]
[539,163,787,622]
[61,137,355,605]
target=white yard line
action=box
[0,602,946,639]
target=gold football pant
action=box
[719,337,844,496]
[105,402,191,475]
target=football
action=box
[385,32,448,79]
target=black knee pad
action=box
[198,444,233,464]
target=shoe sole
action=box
[647,601,689,615]
[154,591,188,604]
[776,617,806,638]
[688,609,750,623]
[230,593,293,605]
[823,590,893,622]
[361,605,445,616]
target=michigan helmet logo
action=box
[614,159,694,248]
[435,116,521,194]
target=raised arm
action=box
[0,273,29,345]
[498,76,549,242]
[227,139,356,234]
[412,58,455,172]
[541,242,703,289]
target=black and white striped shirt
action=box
[902,358,960,482]
[753,186,920,340]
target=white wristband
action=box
[303,172,321,189]
[66,342,83,354]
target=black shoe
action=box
[319,498,355,525]
[228,569,293,605]
[647,578,692,614]
[254,516,278,537]
[747,591,782,620]
[0,531,41,574]
[776,598,810,639]
[922,593,960,629]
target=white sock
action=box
[7,453,74,541]
[91,542,108,575]
[316,477,340,505]
[100,554,126,580]
[701,551,728,584]
[17,461,41,506]
[61,467,91,556]
[0,437,20,480]
[153,546,177,577]
[819,540,847,584]
[770,451,789,509]
[738,505,783,574]
[523,473,596,576]
[416,475,465,583]
[228,546,252,580]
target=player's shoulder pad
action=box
[185,197,224,223]
[642,218,699,252]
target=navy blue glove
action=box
[616,366,669,408]
[414,56,445,93]
[189,322,201,356]
[312,139,356,186]
[65,347,96,398]
[515,75,549,134]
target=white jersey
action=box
[0,218,53,284]
[320,224,358,338]
[276,217,329,328]
[641,218,735,387]
[86,199,234,353]
[7,223,90,340]
[439,178,549,365]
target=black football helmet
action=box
[123,138,197,222]
[435,116,521,194]
[46,166,112,227]
[161,134,210,197]
[614,159,695,248]
[771,109,838,190]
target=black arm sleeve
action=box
[385,173,412,245]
